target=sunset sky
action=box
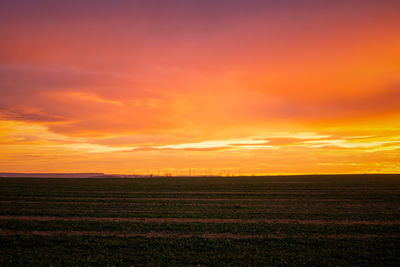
[1,0,399,175]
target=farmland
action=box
[0,175,399,266]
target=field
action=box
[0,175,399,266]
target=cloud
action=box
[241,84,400,123]
[0,106,68,123]
[262,138,306,146]
[0,64,157,101]
[0,64,176,137]
[129,146,233,152]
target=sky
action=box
[0,0,399,175]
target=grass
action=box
[1,236,399,266]
[0,174,399,266]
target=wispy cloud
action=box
[0,106,68,123]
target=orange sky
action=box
[0,1,399,175]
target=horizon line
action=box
[0,172,399,178]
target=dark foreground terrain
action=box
[0,174,399,266]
